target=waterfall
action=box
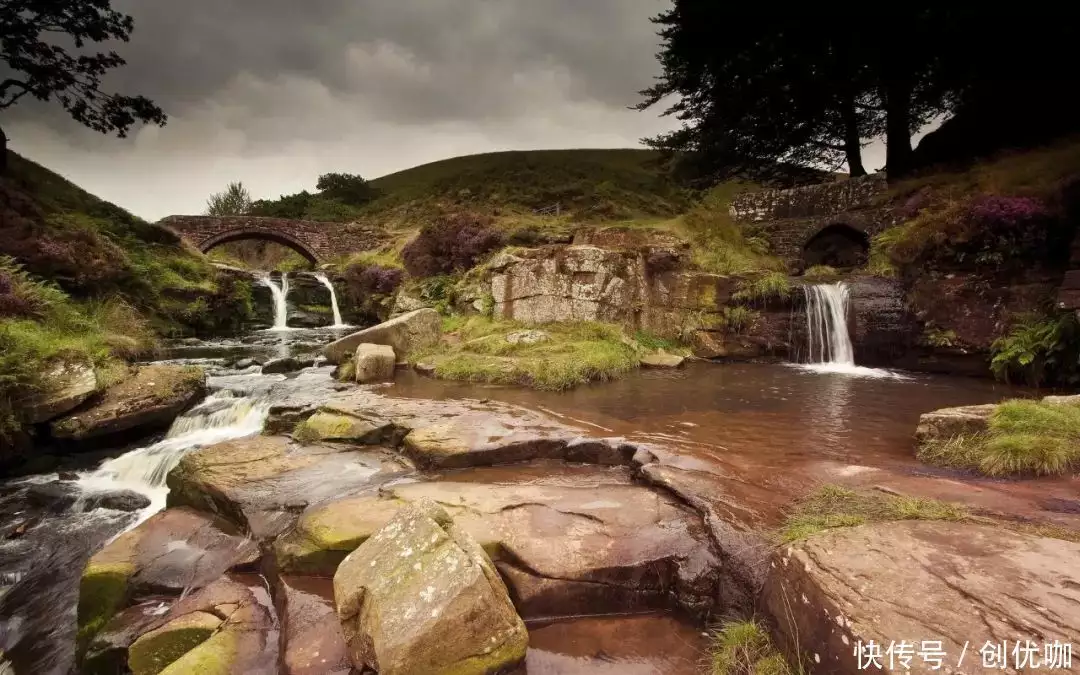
[313,272,347,328]
[257,272,291,330]
[803,282,855,365]
[77,391,271,516]
[798,282,905,379]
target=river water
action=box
[0,309,1054,674]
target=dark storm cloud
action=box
[3,0,680,219]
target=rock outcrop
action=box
[25,358,98,424]
[762,521,1080,674]
[324,308,441,364]
[914,403,996,442]
[353,343,396,383]
[333,499,529,675]
[51,365,205,445]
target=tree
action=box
[0,0,167,172]
[315,173,379,206]
[250,191,313,219]
[206,182,252,216]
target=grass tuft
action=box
[710,619,796,675]
[802,265,839,280]
[918,399,1080,477]
[780,485,967,543]
[732,272,792,304]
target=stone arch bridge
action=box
[160,215,386,264]
[728,174,894,267]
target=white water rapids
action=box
[313,272,348,328]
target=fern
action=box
[990,313,1080,386]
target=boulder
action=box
[78,507,259,649]
[292,410,394,445]
[762,521,1080,674]
[261,355,317,375]
[640,352,686,368]
[25,358,99,424]
[333,499,529,675]
[25,481,80,512]
[233,358,257,370]
[84,577,279,675]
[354,343,396,383]
[81,489,152,513]
[51,365,205,445]
[390,290,429,318]
[1042,393,1080,406]
[277,463,720,617]
[323,308,441,364]
[913,403,996,443]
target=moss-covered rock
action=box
[128,611,222,675]
[77,561,136,654]
[333,499,529,675]
[291,410,390,446]
[274,497,407,574]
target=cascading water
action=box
[803,282,855,365]
[313,272,347,328]
[798,282,904,379]
[257,271,291,330]
[77,390,272,516]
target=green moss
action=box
[717,306,759,334]
[76,562,135,654]
[780,485,967,543]
[292,411,380,445]
[157,630,238,675]
[918,398,1080,477]
[420,317,639,391]
[710,619,797,675]
[128,612,222,675]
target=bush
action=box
[402,212,504,278]
[990,313,1080,386]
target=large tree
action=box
[0,0,166,172]
[206,182,253,216]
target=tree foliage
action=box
[315,172,379,206]
[639,4,1079,181]
[0,0,166,170]
[205,182,252,216]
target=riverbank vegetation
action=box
[710,619,796,675]
[411,317,641,391]
[0,151,254,446]
[918,398,1080,477]
[780,486,967,543]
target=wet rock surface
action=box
[353,343,396,383]
[274,575,356,675]
[51,365,206,445]
[166,434,412,540]
[25,358,99,424]
[763,521,1080,674]
[262,355,318,374]
[333,499,528,675]
[324,308,441,364]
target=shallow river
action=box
[0,331,1049,674]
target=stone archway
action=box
[803,223,870,269]
[197,228,319,265]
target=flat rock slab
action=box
[25,358,98,424]
[52,365,205,443]
[640,353,686,368]
[84,576,279,675]
[167,434,413,540]
[762,521,1080,674]
[78,507,259,651]
[276,462,720,617]
[319,388,635,469]
[913,403,996,443]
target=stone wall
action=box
[160,215,387,263]
[729,175,895,265]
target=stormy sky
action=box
[5,1,892,221]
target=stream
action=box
[0,280,1052,674]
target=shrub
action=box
[802,265,839,280]
[990,313,1080,386]
[402,212,504,278]
[344,262,404,296]
[718,306,759,334]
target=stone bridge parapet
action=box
[159,215,386,263]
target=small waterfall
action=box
[798,282,905,379]
[77,391,271,515]
[313,272,347,328]
[803,282,855,365]
[257,272,291,330]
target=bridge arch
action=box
[802,223,869,269]
[198,227,319,265]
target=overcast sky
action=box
[4,0,893,221]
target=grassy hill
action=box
[0,151,254,447]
